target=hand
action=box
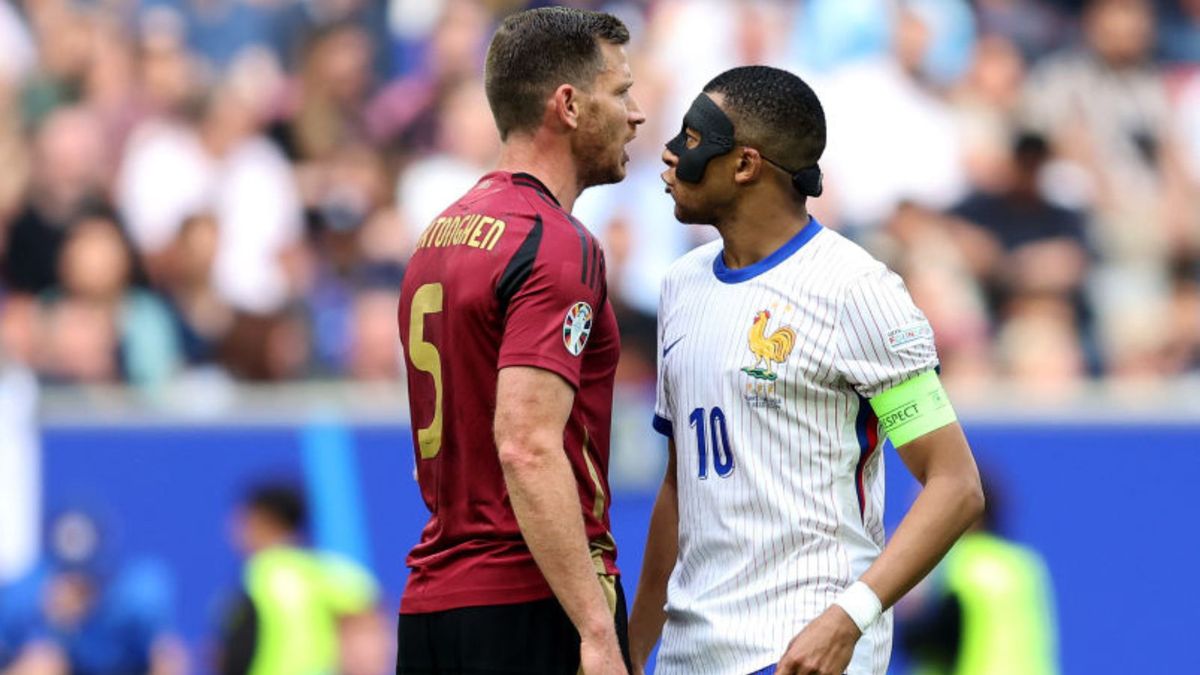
[775,605,861,675]
[580,634,629,675]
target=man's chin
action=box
[673,205,703,225]
[588,164,627,187]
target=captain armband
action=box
[868,370,957,447]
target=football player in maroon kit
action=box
[396,7,645,675]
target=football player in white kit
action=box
[627,66,985,675]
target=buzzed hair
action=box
[703,66,826,170]
[485,7,629,141]
[245,483,307,534]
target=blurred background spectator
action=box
[0,0,1193,399]
[0,507,185,675]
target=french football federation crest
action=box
[562,302,593,356]
[742,309,796,381]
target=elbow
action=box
[496,433,558,475]
[960,474,986,529]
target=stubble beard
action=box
[575,113,626,189]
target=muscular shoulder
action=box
[803,228,893,292]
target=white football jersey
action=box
[653,219,939,675]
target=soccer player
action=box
[627,66,984,675]
[396,7,644,675]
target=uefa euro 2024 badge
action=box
[562,301,593,356]
[742,309,795,409]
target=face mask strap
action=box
[668,94,823,197]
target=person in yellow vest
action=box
[899,473,1059,675]
[217,484,382,675]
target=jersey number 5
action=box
[689,407,734,479]
[408,283,443,459]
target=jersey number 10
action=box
[689,407,734,479]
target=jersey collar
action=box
[712,216,824,284]
[509,172,562,207]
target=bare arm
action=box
[860,422,983,606]
[777,422,983,675]
[628,439,678,672]
[494,366,624,673]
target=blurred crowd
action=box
[0,0,1197,400]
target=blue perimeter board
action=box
[38,421,1200,673]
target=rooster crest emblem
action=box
[742,309,796,381]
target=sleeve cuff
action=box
[652,414,673,438]
[496,354,581,390]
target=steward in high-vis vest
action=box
[217,485,379,675]
[901,484,1058,675]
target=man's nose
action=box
[628,95,647,126]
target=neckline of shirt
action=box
[711,216,824,284]
[504,171,562,207]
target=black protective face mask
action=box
[665,93,824,197]
[666,94,734,184]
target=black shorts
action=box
[396,576,632,674]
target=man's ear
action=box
[734,146,765,185]
[551,83,581,131]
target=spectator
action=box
[3,107,109,295]
[0,508,186,675]
[820,4,968,231]
[1022,0,1197,261]
[974,0,1070,61]
[42,211,183,388]
[948,133,1091,320]
[280,21,376,164]
[951,34,1028,193]
[1022,0,1199,379]
[395,76,498,253]
[876,202,996,392]
[201,58,304,318]
[157,214,234,368]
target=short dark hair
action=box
[485,7,630,140]
[703,66,826,170]
[245,483,307,533]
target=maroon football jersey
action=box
[397,172,620,613]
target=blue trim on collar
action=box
[712,217,823,284]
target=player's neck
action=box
[717,201,810,270]
[495,136,583,212]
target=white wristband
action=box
[834,581,882,633]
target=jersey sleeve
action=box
[497,215,604,389]
[835,265,939,399]
[652,276,673,438]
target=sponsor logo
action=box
[886,321,933,352]
[562,302,593,356]
[662,336,685,359]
